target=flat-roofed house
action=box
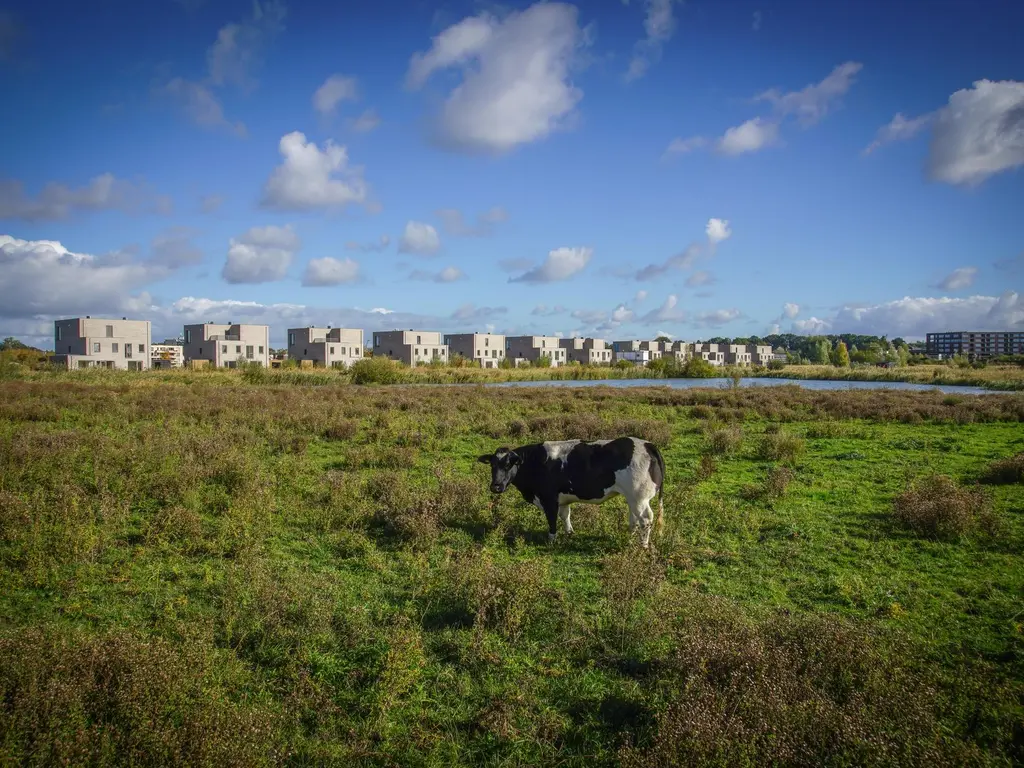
[746,344,774,366]
[183,323,270,368]
[288,327,364,368]
[694,343,725,366]
[444,333,506,368]
[52,316,151,370]
[505,336,566,367]
[611,340,652,366]
[724,344,752,365]
[151,343,183,368]
[665,341,691,363]
[640,340,665,360]
[373,330,448,367]
[559,337,612,365]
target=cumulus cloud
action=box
[410,265,465,283]
[863,112,931,155]
[499,257,535,273]
[792,316,832,334]
[634,290,648,303]
[685,270,715,287]
[349,108,381,133]
[783,302,800,319]
[436,206,508,236]
[705,218,731,245]
[756,61,863,126]
[159,78,247,136]
[625,0,680,82]
[312,74,358,115]
[716,117,780,155]
[207,0,286,90]
[639,294,685,325]
[936,266,978,291]
[661,135,707,161]
[406,2,588,153]
[0,174,170,222]
[928,79,1024,187]
[222,224,300,284]
[694,308,742,327]
[150,227,204,268]
[510,246,592,283]
[261,131,369,211]
[398,221,441,255]
[302,256,360,286]
[345,235,390,252]
[201,194,224,213]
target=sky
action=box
[1,0,1023,348]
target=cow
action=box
[477,436,665,547]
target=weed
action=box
[705,425,743,456]
[756,431,806,464]
[694,454,718,483]
[892,475,998,539]
[741,466,795,502]
[979,452,1024,485]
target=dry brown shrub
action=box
[705,426,743,456]
[612,418,672,446]
[756,431,806,464]
[892,475,997,539]
[323,419,359,440]
[979,452,1024,485]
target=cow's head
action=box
[477,447,521,494]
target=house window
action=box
[112,343,119,353]
[331,346,335,354]
[185,330,192,344]
[56,326,62,341]
[93,342,101,353]
[126,345,132,358]
[106,325,114,337]
[138,344,144,353]
[236,345,241,353]
[222,345,227,353]
[375,335,379,347]
[416,335,421,345]
[258,346,263,354]
[289,332,295,346]
[354,347,359,355]
[484,338,489,347]
[246,346,254,359]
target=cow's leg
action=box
[558,504,574,535]
[541,498,559,543]
[637,498,655,547]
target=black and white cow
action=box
[477,437,666,546]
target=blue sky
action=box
[1,0,1022,347]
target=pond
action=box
[487,377,1009,395]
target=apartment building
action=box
[444,333,505,368]
[639,340,665,360]
[926,331,1024,360]
[664,341,691,363]
[373,330,448,367]
[151,344,184,368]
[183,323,270,368]
[611,340,652,366]
[693,343,725,366]
[505,336,566,367]
[746,344,775,366]
[51,317,151,370]
[559,337,612,365]
[724,344,752,366]
[288,327,364,368]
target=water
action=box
[487,377,1009,395]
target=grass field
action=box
[1,378,1022,766]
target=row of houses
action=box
[49,316,777,370]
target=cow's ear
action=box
[508,451,521,466]
[477,454,492,464]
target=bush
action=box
[741,466,794,502]
[979,452,1024,485]
[694,454,718,482]
[756,432,806,464]
[767,359,786,371]
[705,426,743,456]
[324,419,359,440]
[351,357,403,385]
[892,475,997,539]
[681,357,717,378]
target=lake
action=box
[487,377,1010,395]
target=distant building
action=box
[746,344,774,366]
[665,341,691,363]
[559,337,612,365]
[926,331,1024,360]
[693,343,725,366]
[373,330,448,367]
[639,340,666,360]
[288,327,363,368]
[505,336,566,367]
[444,333,506,368]
[51,316,151,370]
[183,323,270,368]
[151,344,184,368]
[611,341,652,366]
[724,344,752,366]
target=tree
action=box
[810,339,831,365]
[833,341,850,367]
[0,337,29,351]
[655,335,672,343]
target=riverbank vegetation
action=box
[1,379,1022,765]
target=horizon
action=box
[1,0,1022,347]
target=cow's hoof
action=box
[548,533,557,543]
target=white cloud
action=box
[151,227,203,268]
[410,265,465,283]
[369,307,393,315]
[863,112,931,155]
[756,61,863,126]
[510,246,592,283]
[222,224,300,284]
[0,235,160,319]
[790,293,1023,338]
[201,194,224,213]
[661,135,707,161]
[641,294,685,325]
[705,218,731,245]
[0,174,169,222]
[783,302,800,319]
[611,304,636,323]
[313,74,358,115]
[207,0,286,90]
[766,323,780,335]
[345,234,390,252]
[532,304,567,316]
[937,266,978,291]
[792,316,831,334]
[349,108,381,133]
[928,79,1024,187]
[159,78,247,137]
[716,117,780,155]
[625,0,680,82]
[694,308,741,327]
[398,221,441,255]
[302,256,360,286]
[436,206,508,236]
[634,290,648,303]
[635,243,701,281]
[406,2,588,153]
[686,270,715,287]
[261,131,369,211]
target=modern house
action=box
[373,330,448,367]
[505,336,566,367]
[665,341,691,363]
[444,333,506,368]
[151,343,184,368]
[183,323,270,368]
[559,337,612,365]
[724,344,752,366]
[51,317,151,370]
[288,327,363,368]
[639,340,666,360]
[611,340,652,366]
[926,331,1024,360]
[746,344,775,366]
[693,343,725,366]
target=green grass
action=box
[1,380,1022,765]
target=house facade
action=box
[373,330,448,366]
[694,343,725,366]
[52,317,151,370]
[665,341,691,363]
[288,327,364,368]
[151,344,184,368]
[724,344,752,366]
[444,333,506,368]
[183,323,270,368]
[746,344,774,366]
[559,337,612,365]
[505,336,566,367]
[639,340,665,360]
[926,331,1024,360]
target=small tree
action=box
[533,354,552,368]
[833,341,850,367]
[811,339,831,365]
[655,335,672,343]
